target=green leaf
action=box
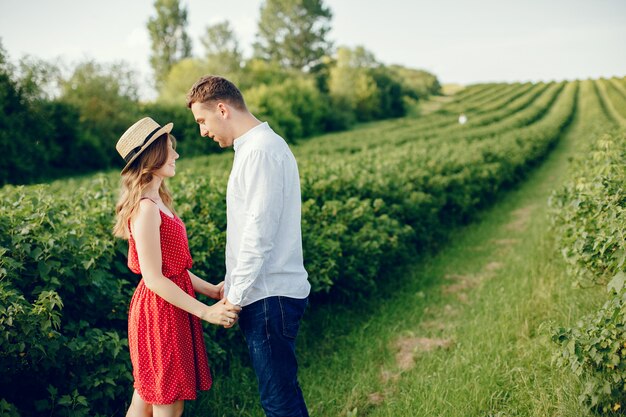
[608,271,626,294]
[57,395,72,406]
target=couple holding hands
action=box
[113,76,311,417]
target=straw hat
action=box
[116,117,173,174]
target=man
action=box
[186,75,311,417]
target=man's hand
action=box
[223,299,242,328]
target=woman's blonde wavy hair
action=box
[113,134,177,239]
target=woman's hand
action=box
[211,281,224,300]
[202,298,241,327]
[187,271,224,300]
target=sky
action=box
[1,0,625,99]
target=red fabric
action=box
[127,208,212,404]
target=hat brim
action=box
[120,122,174,175]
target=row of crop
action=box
[311,83,525,153]
[548,78,626,413]
[446,83,511,113]
[404,81,558,147]
[291,81,577,295]
[408,82,536,128]
[310,80,563,156]
[608,78,626,111]
[549,128,626,413]
[412,82,539,132]
[466,82,537,115]
[296,81,559,156]
[457,81,564,141]
[0,82,576,416]
[373,82,535,137]
[458,82,549,128]
[446,83,496,104]
[597,78,626,127]
[47,82,531,192]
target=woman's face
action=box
[154,137,179,178]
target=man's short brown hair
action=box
[186,75,246,110]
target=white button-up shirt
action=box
[224,122,311,306]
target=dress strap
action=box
[140,197,158,204]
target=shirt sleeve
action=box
[227,149,284,305]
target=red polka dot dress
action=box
[127,202,212,404]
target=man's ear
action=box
[217,102,229,118]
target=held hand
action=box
[204,298,240,327]
[223,299,242,329]
[212,281,225,300]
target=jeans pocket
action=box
[279,296,307,339]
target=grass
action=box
[294,112,602,417]
[183,81,614,417]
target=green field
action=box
[2,76,625,416]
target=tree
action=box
[328,46,380,121]
[15,56,60,102]
[0,42,54,184]
[389,65,442,99]
[158,57,217,105]
[254,0,333,71]
[239,58,292,90]
[147,0,192,89]
[200,20,243,75]
[201,21,240,58]
[245,76,327,140]
[59,60,140,169]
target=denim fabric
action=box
[238,296,309,417]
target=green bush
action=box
[0,49,52,185]
[550,129,626,412]
[245,77,328,141]
[138,102,226,159]
[0,182,132,416]
[549,132,626,287]
[552,276,626,414]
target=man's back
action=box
[225,122,311,307]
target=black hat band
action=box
[123,126,163,163]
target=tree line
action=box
[0,0,440,186]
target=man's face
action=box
[190,102,234,148]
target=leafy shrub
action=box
[552,274,626,413]
[550,128,626,412]
[245,77,328,141]
[549,132,626,287]
[138,102,226,160]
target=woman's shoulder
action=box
[134,199,162,224]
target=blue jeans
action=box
[238,296,309,417]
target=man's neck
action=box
[232,112,262,140]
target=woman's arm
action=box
[132,200,239,325]
[187,270,224,300]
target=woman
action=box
[113,117,240,417]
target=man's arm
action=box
[227,149,284,305]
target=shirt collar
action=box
[233,122,269,152]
